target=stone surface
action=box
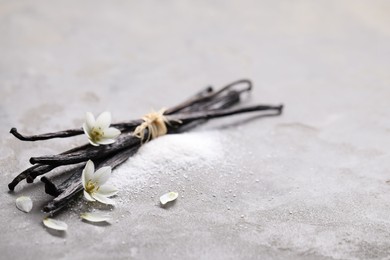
[1,1,390,259]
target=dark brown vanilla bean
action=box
[166,79,251,114]
[8,165,52,190]
[30,133,141,166]
[8,143,91,190]
[197,90,241,111]
[170,104,283,124]
[9,121,143,142]
[9,128,84,141]
[164,86,214,115]
[212,79,252,96]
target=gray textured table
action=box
[1,1,390,259]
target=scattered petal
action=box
[15,196,33,213]
[160,191,179,205]
[81,212,111,223]
[43,218,68,231]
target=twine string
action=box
[133,109,170,143]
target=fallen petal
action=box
[43,218,68,231]
[81,212,111,223]
[15,196,33,213]
[160,191,179,205]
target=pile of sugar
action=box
[109,131,224,193]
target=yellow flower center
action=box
[86,180,97,193]
[90,127,104,142]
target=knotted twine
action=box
[133,109,171,143]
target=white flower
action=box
[83,111,121,146]
[82,160,118,205]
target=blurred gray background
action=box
[1,1,390,259]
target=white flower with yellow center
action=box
[83,111,121,146]
[82,160,118,205]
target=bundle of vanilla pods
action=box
[8,79,283,215]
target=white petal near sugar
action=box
[15,196,33,213]
[92,166,111,185]
[43,218,68,231]
[98,184,119,197]
[81,212,111,223]
[92,193,115,205]
[160,191,179,205]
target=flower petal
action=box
[96,111,111,129]
[92,166,111,186]
[82,160,95,189]
[92,193,115,205]
[85,112,95,129]
[84,190,95,201]
[81,212,111,223]
[43,218,68,231]
[82,123,91,138]
[160,191,179,205]
[88,138,100,146]
[104,128,121,139]
[98,184,118,197]
[15,196,33,213]
[97,138,116,145]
